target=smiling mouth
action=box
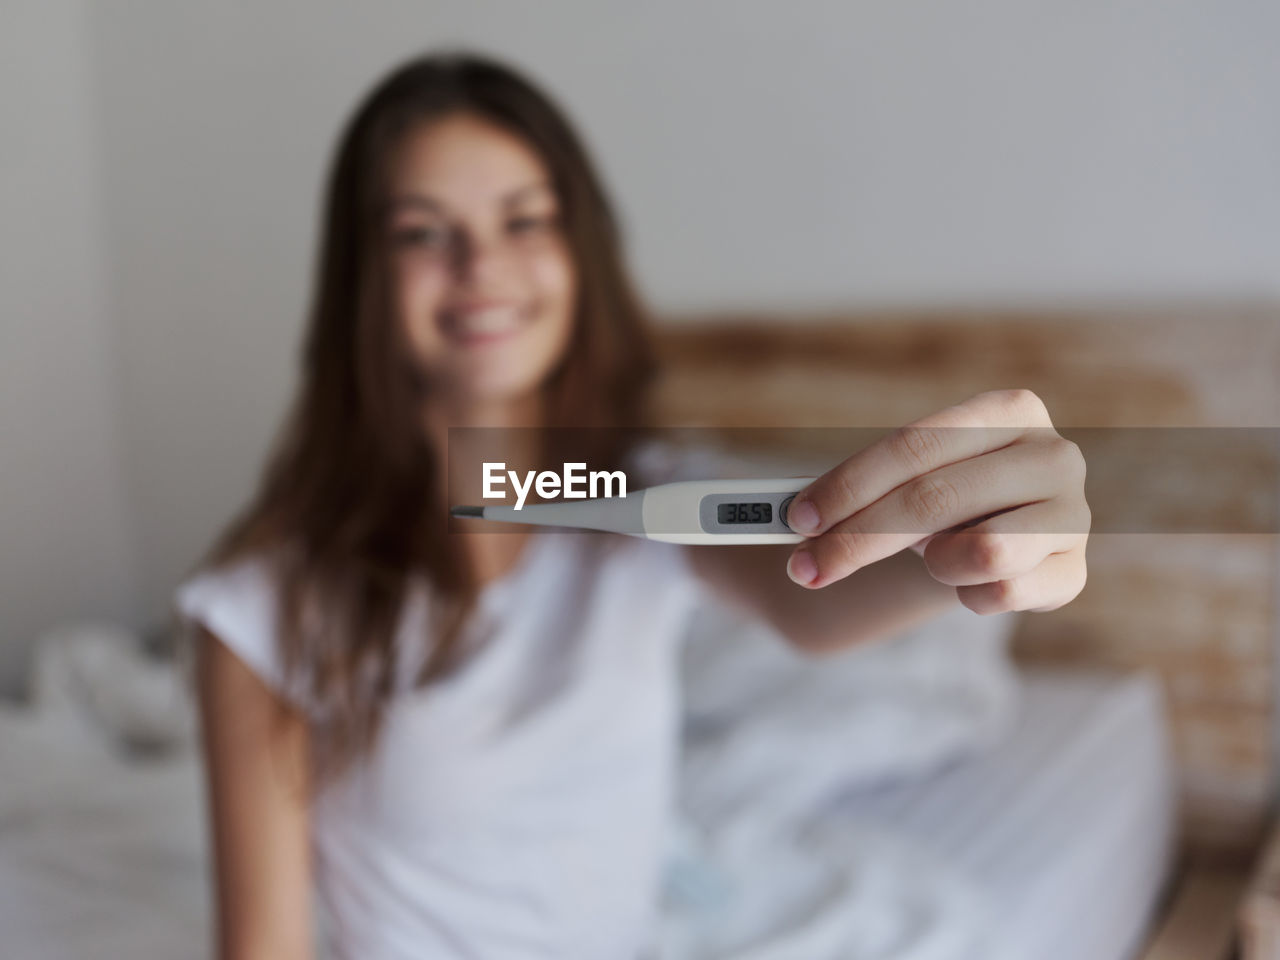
[439,305,530,346]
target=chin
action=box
[452,366,553,406]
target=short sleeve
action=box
[173,556,311,713]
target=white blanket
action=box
[650,595,1020,959]
[678,599,1019,830]
[655,814,997,960]
[0,703,209,959]
[3,598,1019,960]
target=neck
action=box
[425,390,549,511]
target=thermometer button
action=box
[780,495,797,531]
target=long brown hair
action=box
[184,50,666,790]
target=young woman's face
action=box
[384,111,577,408]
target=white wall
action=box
[5,1,1278,662]
[1,1,138,693]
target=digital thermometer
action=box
[449,477,818,545]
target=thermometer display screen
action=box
[717,502,773,524]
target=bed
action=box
[833,669,1177,960]
[3,302,1275,958]
[648,301,1280,958]
[0,703,208,958]
[0,651,1175,960]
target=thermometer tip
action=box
[450,505,485,518]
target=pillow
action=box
[28,621,196,757]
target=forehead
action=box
[387,112,555,210]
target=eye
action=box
[508,214,555,235]
[392,224,451,249]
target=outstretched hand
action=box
[783,389,1089,615]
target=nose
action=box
[450,231,512,286]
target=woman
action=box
[176,50,1089,960]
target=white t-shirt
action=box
[174,447,714,959]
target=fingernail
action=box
[787,498,820,535]
[787,549,818,586]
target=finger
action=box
[793,438,1081,587]
[785,389,1057,538]
[956,547,1087,615]
[921,498,1090,587]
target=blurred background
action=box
[4,0,1277,684]
[2,2,1278,958]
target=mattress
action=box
[829,668,1178,960]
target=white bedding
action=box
[654,668,1176,960]
[832,668,1178,960]
[0,624,1175,960]
[0,705,209,958]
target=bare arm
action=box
[684,542,959,655]
[195,626,315,960]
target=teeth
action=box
[446,307,524,336]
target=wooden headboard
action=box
[650,302,1280,865]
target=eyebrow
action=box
[385,181,555,215]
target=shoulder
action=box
[175,551,281,643]
[176,549,277,603]
[173,549,306,710]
